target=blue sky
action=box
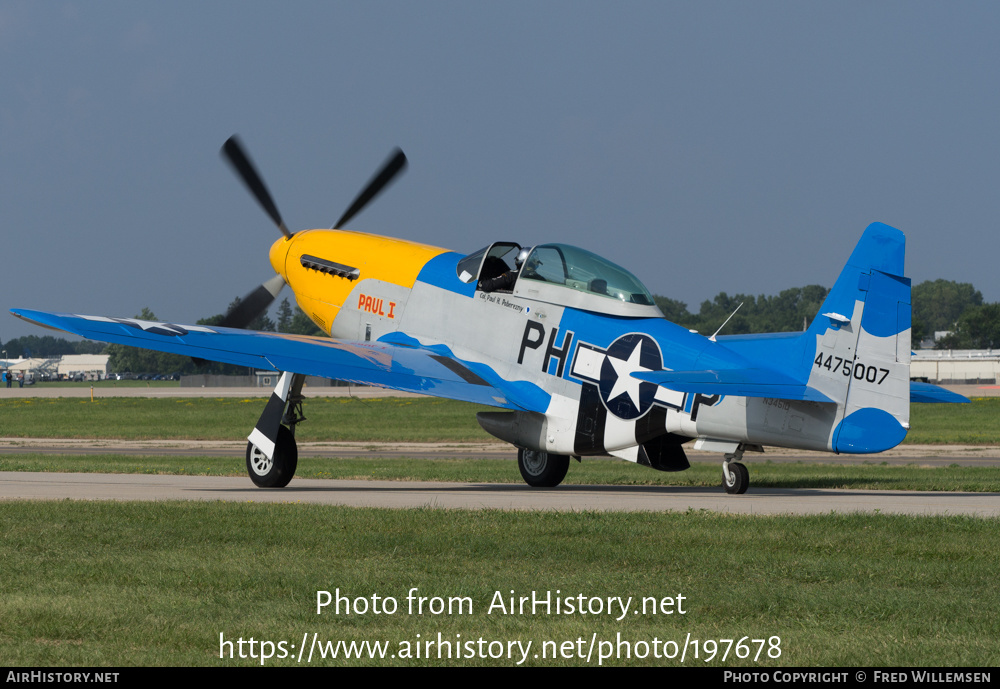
[3,1,998,341]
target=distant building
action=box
[56,354,110,380]
[5,354,110,381]
[911,350,999,384]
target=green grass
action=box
[1,395,997,443]
[0,397,494,441]
[1,501,997,666]
[907,397,1000,444]
[2,454,999,492]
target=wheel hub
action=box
[521,449,546,476]
[248,444,273,476]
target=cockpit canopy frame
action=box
[458,241,663,318]
[456,242,521,285]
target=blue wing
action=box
[10,309,550,413]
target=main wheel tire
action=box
[723,462,749,494]
[246,425,298,488]
[517,448,570,487]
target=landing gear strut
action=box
[246,372,306,488]
[722,447,749,494]
[518,448,570,487]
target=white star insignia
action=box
[125,318,185,334]
[606,340,652,408]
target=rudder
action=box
[802,223,911,453]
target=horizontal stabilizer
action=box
[632,369,834,403]
[910,381,970,404]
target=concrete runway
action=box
[1,438,998,517]
[2,470,998,517]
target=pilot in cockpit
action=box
[479,246,531,293]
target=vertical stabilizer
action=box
[803,223,910,452]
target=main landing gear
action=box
[517,448,570,487]
[246,372,306,488]
[722,447,749,495]
[247,425,298,488]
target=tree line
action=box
[4,280,998,373]
[654,285,830,337]
[656,278,998,349]
[0,335,106,359]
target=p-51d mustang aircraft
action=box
[13,137,967,494]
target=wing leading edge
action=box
[10,309,550,413]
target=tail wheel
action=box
[246,425,298,488]
[723,462,749,494]
[518,448,570,487]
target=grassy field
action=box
[908,398,1000,443]
[2,395,1000,444]
[2,395,998,667]
[1,501,997,667]
[0,396,494,441]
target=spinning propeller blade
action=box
[217,274,286,330]
[221,136,292,239]
[334,147,407,229]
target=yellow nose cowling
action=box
[267,229,448,336]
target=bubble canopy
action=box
[519,244,656,306]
